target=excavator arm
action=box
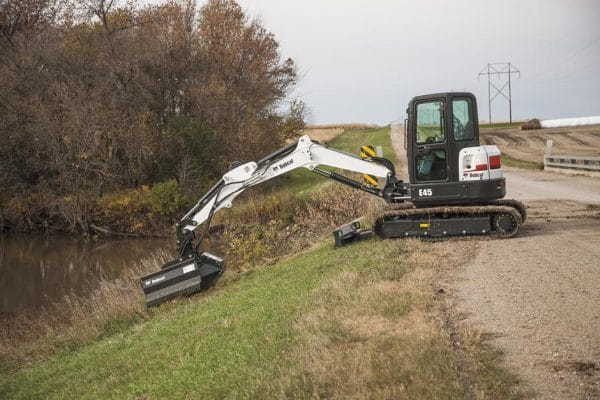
[175,135,406,258]
[140,134,408,307]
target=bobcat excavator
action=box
[141,92,526,306]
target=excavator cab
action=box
[405,92,506,206]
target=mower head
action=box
[333,221,373,247]
[140,252,224,307]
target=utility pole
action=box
[478,62,520,124]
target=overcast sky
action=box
[233,0,600,125]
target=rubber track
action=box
[374,203,523,239]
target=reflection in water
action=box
[0,235,172,313]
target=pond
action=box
[0,235,173,314]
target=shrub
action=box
[94,180,184,234]
[141,179,185,217]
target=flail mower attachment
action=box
[333,221,373,247]
[140,252,224,307]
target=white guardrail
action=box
[544,155,600,171]
[544,140,600,172]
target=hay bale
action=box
[521,118,541,130]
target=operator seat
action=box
[462,120,474,140]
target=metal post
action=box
[546,140,553,156]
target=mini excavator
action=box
[141,92,525,306]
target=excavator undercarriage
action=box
[335,199,525,247]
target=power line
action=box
[478,62,520,123]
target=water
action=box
[0,235,173,314]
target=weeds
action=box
[219,184,384,271]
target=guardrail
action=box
[543,139,600,172]
[544,155,600,171]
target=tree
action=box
[196,0,297,160]
[0,0,305,233]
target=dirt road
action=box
[505,167,600,203]
[390,125,600,399]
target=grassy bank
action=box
[1,127,391,363]
[0,238,525,399]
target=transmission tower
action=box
[478,62,520,123]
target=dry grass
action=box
[275,240,468,399]
[219,185,384,270]
[272,238,527,399]
[301,124,377,142]
[300,127,345,142]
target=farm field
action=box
[481,124,600,163]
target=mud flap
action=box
[333,221,373,247]
[140,252,224,307]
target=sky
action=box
[231,0,600,125]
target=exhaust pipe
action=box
[140,252,224,307]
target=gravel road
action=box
[390,125,600,399]
[505,167,600,203]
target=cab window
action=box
[452,98,475,141]
[416,100,445,145]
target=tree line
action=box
[0,0,305,234]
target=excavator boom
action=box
[141,135,406,306]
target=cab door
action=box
[448,95,480,180]
[409,98,449,184]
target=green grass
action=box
[327,126,394,160]
[0,242,384,398]
[0,242,338,399]
[501,154,544,170]
[479,122,522,129]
